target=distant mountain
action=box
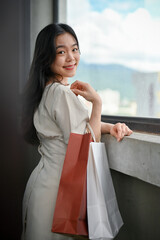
[79,62,135,72]
[71,61,136,100]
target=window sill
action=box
[101,132,160,187]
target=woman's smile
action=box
[63,64,76,70]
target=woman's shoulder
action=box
[43,81,89,117]
[46,82,71,97]
[44,82,74,108]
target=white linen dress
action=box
[22,82,90,240]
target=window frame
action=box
[101,115,160,134]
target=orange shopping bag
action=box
[52,132,91,238]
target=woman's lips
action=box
[63,64,75,70]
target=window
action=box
[66,0,160,132]
[66,0,160,118]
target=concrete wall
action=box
[102,133,160,240]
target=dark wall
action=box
[112,170,160,240]
[0,1,39,239]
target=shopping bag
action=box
[52,131,92,238]
[87,142,123,240]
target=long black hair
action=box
[21,23,79,145]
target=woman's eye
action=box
[58,51,65,54]
[72,48,79,52]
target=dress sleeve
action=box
[46,84,89,144]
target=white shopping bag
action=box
[87,142,123,240]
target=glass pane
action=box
[66,0,160,118]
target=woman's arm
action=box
[71,80,133,142]
[101,121,133,142]
[71,81,102,142]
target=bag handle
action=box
[86,122,96,142]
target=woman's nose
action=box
[66,51,74,61]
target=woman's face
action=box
[51,32,80,84]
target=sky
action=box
[88,0,145,13]
[67,0,160,72]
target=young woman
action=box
[21,23,132,240]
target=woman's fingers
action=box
[71,80,86,90]
[71,80,101,104]
[71,81,88,98]
[110,123,133,141]
[71,88,86,97]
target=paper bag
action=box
[52,132,92,238]
[87,142,123,240]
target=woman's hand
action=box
[110,123,133,142]
[71,80,101,104]
[71,80,102,142]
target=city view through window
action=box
[67,0,160,118]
